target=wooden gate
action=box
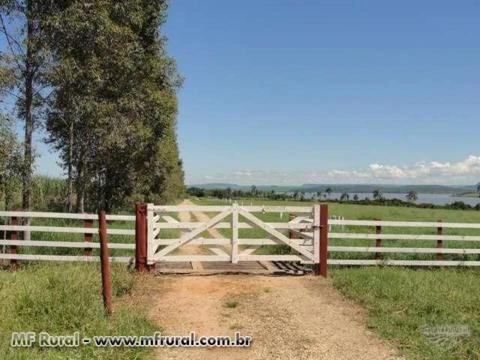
[145,203,327,275]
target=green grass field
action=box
[191,197,480,359]
[0,263,158,360]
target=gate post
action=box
[135,203,148,272]
[315,204,328,277]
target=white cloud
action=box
[189,155,480,185]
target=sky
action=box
[5,0,480,186]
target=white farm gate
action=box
[144,204,328,275]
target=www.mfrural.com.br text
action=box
[11,331,252,348]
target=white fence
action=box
[328,219,480,266]
[0,211,135,263]
[2,207,480,269]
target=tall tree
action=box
[0,0,52,213]
[45,0,184,212]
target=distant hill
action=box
[190,183,476,194]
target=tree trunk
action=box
[66,121,74,212]
[75,155,85,213]
[22,1,35,240]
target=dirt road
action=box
[136,200,400,360]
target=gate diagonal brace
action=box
[239,208,315,261]
[155,208,233,258]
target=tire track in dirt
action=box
[140,200,402,359]
[144,275,400,360]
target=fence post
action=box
[135,203,147,272]
[375,219,382,260]
[436,220,443,261]
[84,218,94,256]
[98,210,113,316]
[289,213,297,240]
[9,216,18,269]
[315,204,328,277]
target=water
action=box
[297,192,480,206]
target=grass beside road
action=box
[332,267,480,360]
[0,263,158,360]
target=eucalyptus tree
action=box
[45,0,184,211]
[0,0,54,213]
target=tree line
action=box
[0,0,184,212]
[187,187,480,211]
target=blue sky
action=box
[5,0,480,185]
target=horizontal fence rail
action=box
[0,211,135,221]
[330,219,480,229]
[0,211,135,264]
[150,205,314,214]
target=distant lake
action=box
[296,192,480,206]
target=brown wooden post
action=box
[84,218,94,256]
[375,219,382,260]
[315,204,328,277]
[436,220,443,261]
[9,216,18,269]
[135,203,147,272]
[98,210,113,316]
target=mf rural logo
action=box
[419,324,470,350]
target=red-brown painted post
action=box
[84,218,94,256]
[98,210,113,316]
[436,220,443,261]
[375,219,382,260]
[315,204,328,277]
[135,203,148,272]
[9,216,18,269]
